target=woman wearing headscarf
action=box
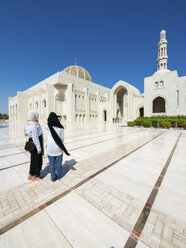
[25,111,43,181]
[46,112,70,182]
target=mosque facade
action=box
[9,30,186,123]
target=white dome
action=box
[63,65,93,82]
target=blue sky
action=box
[0,0,186,114]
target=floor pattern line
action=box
[0,127,128,158]
[0,130,166,235]
[123,132,182,248]
[0,124,125,151]
[0,129,142,171]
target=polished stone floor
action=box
[0,122,186,248]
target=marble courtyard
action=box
[0,122,186,248]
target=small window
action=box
[160,80,164,87]
[161,48,163,56]
[43,100,46,108]
[177,90,179,106]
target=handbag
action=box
[24,140,35,151]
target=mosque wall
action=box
[9,30,186,123]
[144,70,186,116]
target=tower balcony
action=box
[157,55,168,62]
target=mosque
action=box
[9,30,186,123]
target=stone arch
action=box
[111,81,140,122]
[55,93,65,115]
[139,107,144,117]
[136,104,144,117]
[113,85,128,121]
[153,96,166,113]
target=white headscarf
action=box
[27,111,39,124]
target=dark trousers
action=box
[29,135,43,177]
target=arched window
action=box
[10,106,12,120]
[55,93,65,114]
[13,105,15,120]
[177,90,179,106]
[103,110,107,121]
[56,93,65,102]
[30,103,32,110]
[15,104,17,120]
[43,99,46,108]
[160,80,164,87]
[35,101,38,109]
[155,82,158,88]
[153,97,165,113]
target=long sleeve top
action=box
[46,125,64,156]
[25,123,42,152]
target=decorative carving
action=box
[56,92,65,101]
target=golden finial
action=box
[75,58,77,65]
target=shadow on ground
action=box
[0,125,8,128]
[40,159,77,179]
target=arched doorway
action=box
[153,97,165,113]
[114,86,128,122]
[103,110,107,121]
[139,107,144,117]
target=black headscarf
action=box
[47,112,70,156]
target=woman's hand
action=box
[37,151,41,154]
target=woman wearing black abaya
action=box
[25,111,43,181]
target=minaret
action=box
[157,29,168,70]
